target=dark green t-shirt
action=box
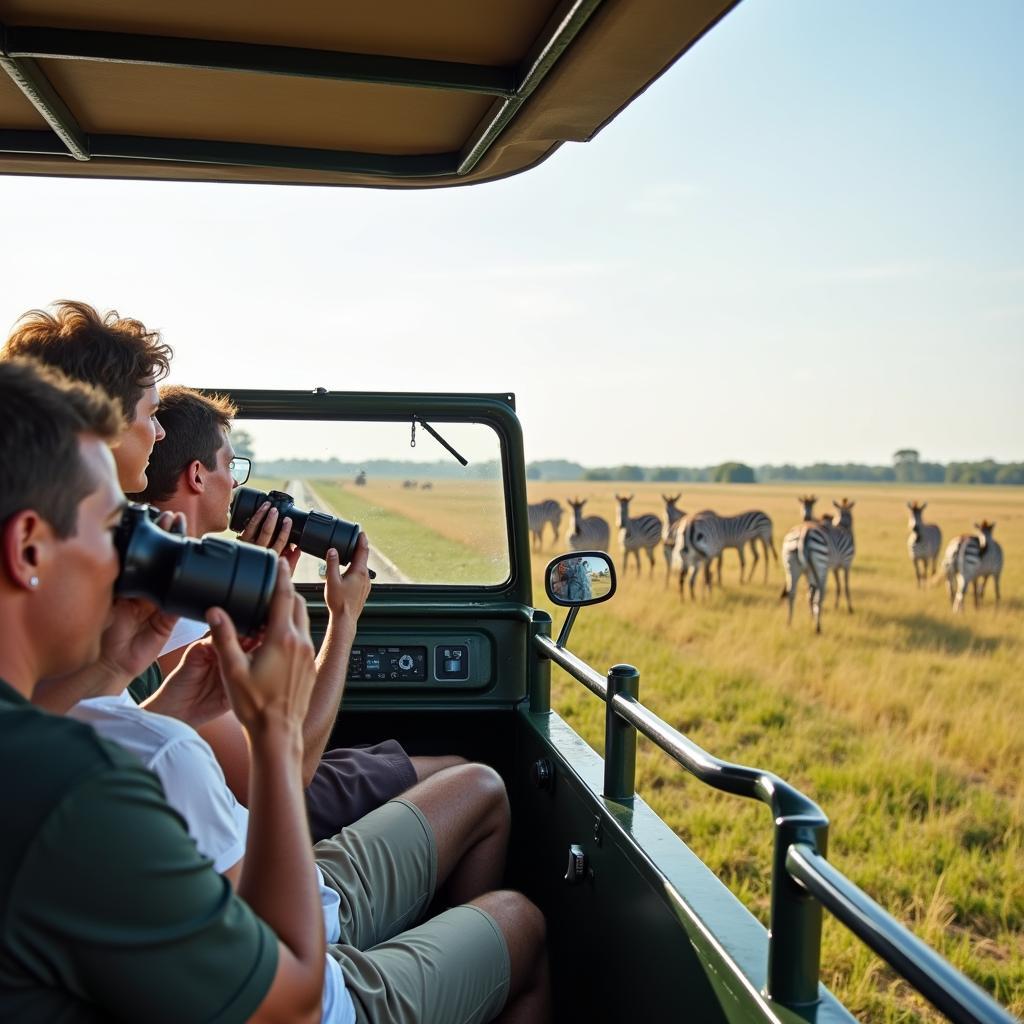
[0,678,277,1022]
[127,662,163,704]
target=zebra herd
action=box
[907,500,1005,613]
[528,493,1007,632]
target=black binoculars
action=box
[114,504,277,635]
[229,487,361,564]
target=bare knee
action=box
[459,762,511,830]
[404,761,510,842]
[470,890,546,980]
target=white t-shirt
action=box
[160,616,210,657]
[70,692,354,1024]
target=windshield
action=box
[236,418,509,587]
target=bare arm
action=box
[299,536,371,785]
[192,536,372,800]
[206,569,324,1024]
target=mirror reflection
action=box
[548,554,613,604]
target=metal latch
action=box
[564,843,588,884]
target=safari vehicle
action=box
[0,1,1016,1021]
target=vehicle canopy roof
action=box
[0,0,737,188]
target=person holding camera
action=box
[2,307,551,1022]
[132,385,469,837]
[0,357,328,1021]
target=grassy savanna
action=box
[311,478,508,584]
[306,474,1022,1016]
[529,481,1024,1021]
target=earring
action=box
[29,576,39,588]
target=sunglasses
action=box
[229,456,251,486]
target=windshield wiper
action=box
[411,415,468,466]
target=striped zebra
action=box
[715,511,777,584]
[528,499,563,550]
[615,494,662,575]
[781,499,856,633]
[796,494,817,523]
[567,497,611,552]
[672,510,715,599]
[661,493,684,585]
[943,521,1003,612]
[906,500,942,587]
[676,509,777,586]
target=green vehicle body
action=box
[225,389,1013,1024]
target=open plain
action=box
[310,477,1023,1021]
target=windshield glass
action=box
[235,419,509,586]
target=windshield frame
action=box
[219,388,529,602]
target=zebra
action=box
[906,500,941,587]
[796,494,817,523]
[674,508,777,586]
[661,494,684,585]
[781,498,856,633]
[779,494,820,619]
[614,494,662,575]
[672,511,715,599]
[567,497,610,552]
[943,521,1003,612]
[527,499,563,550]
[714,511,777,584]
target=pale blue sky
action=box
[1,0,1020,466]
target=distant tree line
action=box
[526,449,1023,485]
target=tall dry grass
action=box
[312,473,1023,1017]
[529,481,1023,1020]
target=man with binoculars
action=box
[133,384,470,839]
[0,306,550,1022]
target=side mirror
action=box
[545,551,616,647]
[545,550,617,607]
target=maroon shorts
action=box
[304,740,417,842]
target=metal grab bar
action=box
[534,635,607,700]
[534,633,827,1007]
[532,632,1015,1022]
[787,845,1018,1024]
[535,634,826,823]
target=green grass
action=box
[286,474,1023,1018]
[311,479,506,584]
[527,481,1024,1021]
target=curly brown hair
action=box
[3,300,172,421]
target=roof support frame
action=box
[458,0,604,175]
[0,50,89,159]
[4,26,516,97]
[0,129,457,177]
[0,1,606,179]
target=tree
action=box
[650,466,680,482]
[232,428,255,458]
[713,462,755,483]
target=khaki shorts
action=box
[315,798,511,1024]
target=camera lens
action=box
[115,504,277,635]
[229,487,360,564]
